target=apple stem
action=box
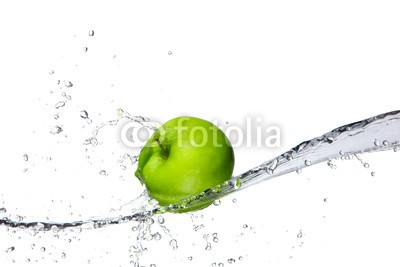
[155,138,168,157]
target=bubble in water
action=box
[364,163,370,168]
[23,153,29,161]
[205,243,212,251]
[0,207,6,213]
[169,239,178,250]
[305,160,311,166]
[168,51,172,55]
[64,80,73,88]
[54,114,59,120]
[339,150,345,156]
[394,146,400,152]
[239,256,243,260]
[150,264,156,267]
[40,247,46,252]
[80,110,89,119]
[228,258,236,264]
[62,252,66,259]
[371,172,376,176]
[188,256,193,261]
[99,170,108,176]
[232,198,237,203]
[84,47,88,52]
[218,263,224,267]
[213,200,221,206]
[88,30,95,36]
[296,169,302,174]
[50,126,63,135]
[383,140,389,146]
[213,237,219,242]
[324,198,328,202]
[374,139,380,146]
[55,101,66,109]
[49,70,54,74]
[5,246,15,253]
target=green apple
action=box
[135,116,234,212]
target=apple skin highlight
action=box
[135,116,235,213]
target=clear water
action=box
[1,109,399,231]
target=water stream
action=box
[1,110,399,231]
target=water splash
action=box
[1,110,400,230]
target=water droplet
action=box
[238,256,243,260]
[0,207,6,213]
[64,80,73,88]
[62,252,66,259]
[213,200,221,206]
[40,247,46,252]
[228,258,236,264]
[55,101,66,109]
[169,239,178,250]
[80,110,89,119]
[188,256,193,261]
[363,163,370,168]
[145,217,154,225]
[296,169,302,174]
[374,139,380,146]
[157,216,165,224]
[168,51,172,55]
[305,160,311,166]
[383,140,389,146]
[235,178,241,189]
[327,160,337,170]
[99,170,108,176]
[50,126,63,135]
[371,172,376,177]
[5,246,15,253]
[88,30,95,36]
[297,230,303,238]
[153,232,162,240]
[23,154,29,161]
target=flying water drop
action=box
[64,80,73,88]
[50,126,63,135]
[55,101,66,109]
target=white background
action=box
[0,1,400,266]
